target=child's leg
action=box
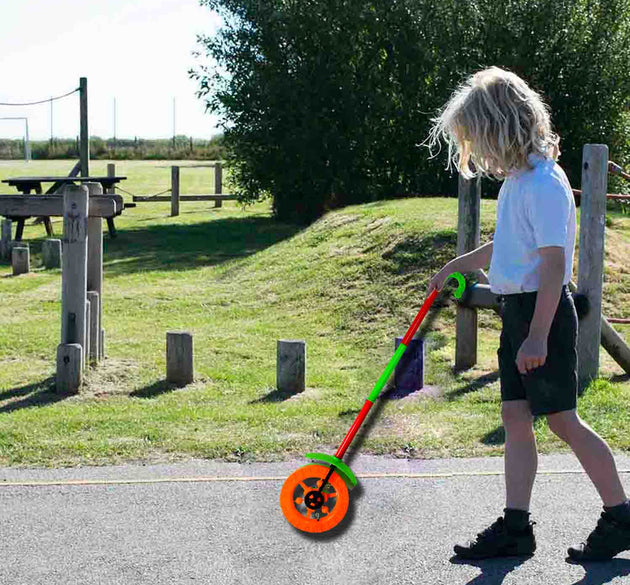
[503,399,538,510]
[547,409,627,507]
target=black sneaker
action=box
[567,511,630,561]
[454,516,536,559]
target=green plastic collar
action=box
[305,452,358,490]
[446,271,466,299]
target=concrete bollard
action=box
[0,219,12,260]
[42,238,62,269]
[277,340,305,394]
[12,245,29,276]
[167,331,194,386]
[56,343,83,393]
[391,337,424,398]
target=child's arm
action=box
[528,246,565,341]
[427,240,493,294]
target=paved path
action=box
[2,453,630,584]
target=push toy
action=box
[280,272,466,533]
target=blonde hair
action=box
[421,66,560,180]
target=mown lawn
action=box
[1,159,630,468]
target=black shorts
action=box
[497,284,578,416]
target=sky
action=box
[0,0,224,141]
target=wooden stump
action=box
[277,340,305,394]
[167,331,194,386]
[56,343,83,393]
[42,238,62,268]
[11,245,29,276]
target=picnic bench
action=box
[1,174,128,240]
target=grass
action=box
[1,159,630,468]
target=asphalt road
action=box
[1,453,630,585]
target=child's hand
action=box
[516,335,548,375]
[427,266,452,296]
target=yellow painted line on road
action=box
[0,468,629,487]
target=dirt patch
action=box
[82,357,142,398]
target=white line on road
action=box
[1,469,629,487]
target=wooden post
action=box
[105,163,117,238]
[577,144,608,393]
[86,182,103,363]
[104,164,114,355]
[277,340,305,394]
[106,164,115,190]
[166,331,194,386]
[11,245,29,276]
[171,165,180,217]
[87,291,99,365]
[214,162,223,207]
[0,219,12,260]
[42,239,62,268]
[567,280,630,375]
[79,77,89,177]
[60,184,89,355]
[455,173,481,370]
[85,298,91,369]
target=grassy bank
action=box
[1,160,630,467]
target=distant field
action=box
[1,159,630,468]
[0,159,228,203]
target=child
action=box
[423,66,630,561]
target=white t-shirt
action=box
[488,152,576,294]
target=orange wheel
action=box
[280,464,349,533]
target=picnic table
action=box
[1,175,128,240]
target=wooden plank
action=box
[0,195,120,218]
[2,176,126,183]
[576,144,608,393]
[572,188,630,201]
[455,173,481,370]
[132,195,236,202]
[457,283,502,311]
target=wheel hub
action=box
[304,490,324,510]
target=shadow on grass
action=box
[129,379,181,399]
[250,387,298,403]
[102,215,302,276]
[608,372,630,384]
[0,376,70,414]
[481,425,506,445]
[445,370,501,401]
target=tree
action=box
[190,0,630,224]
